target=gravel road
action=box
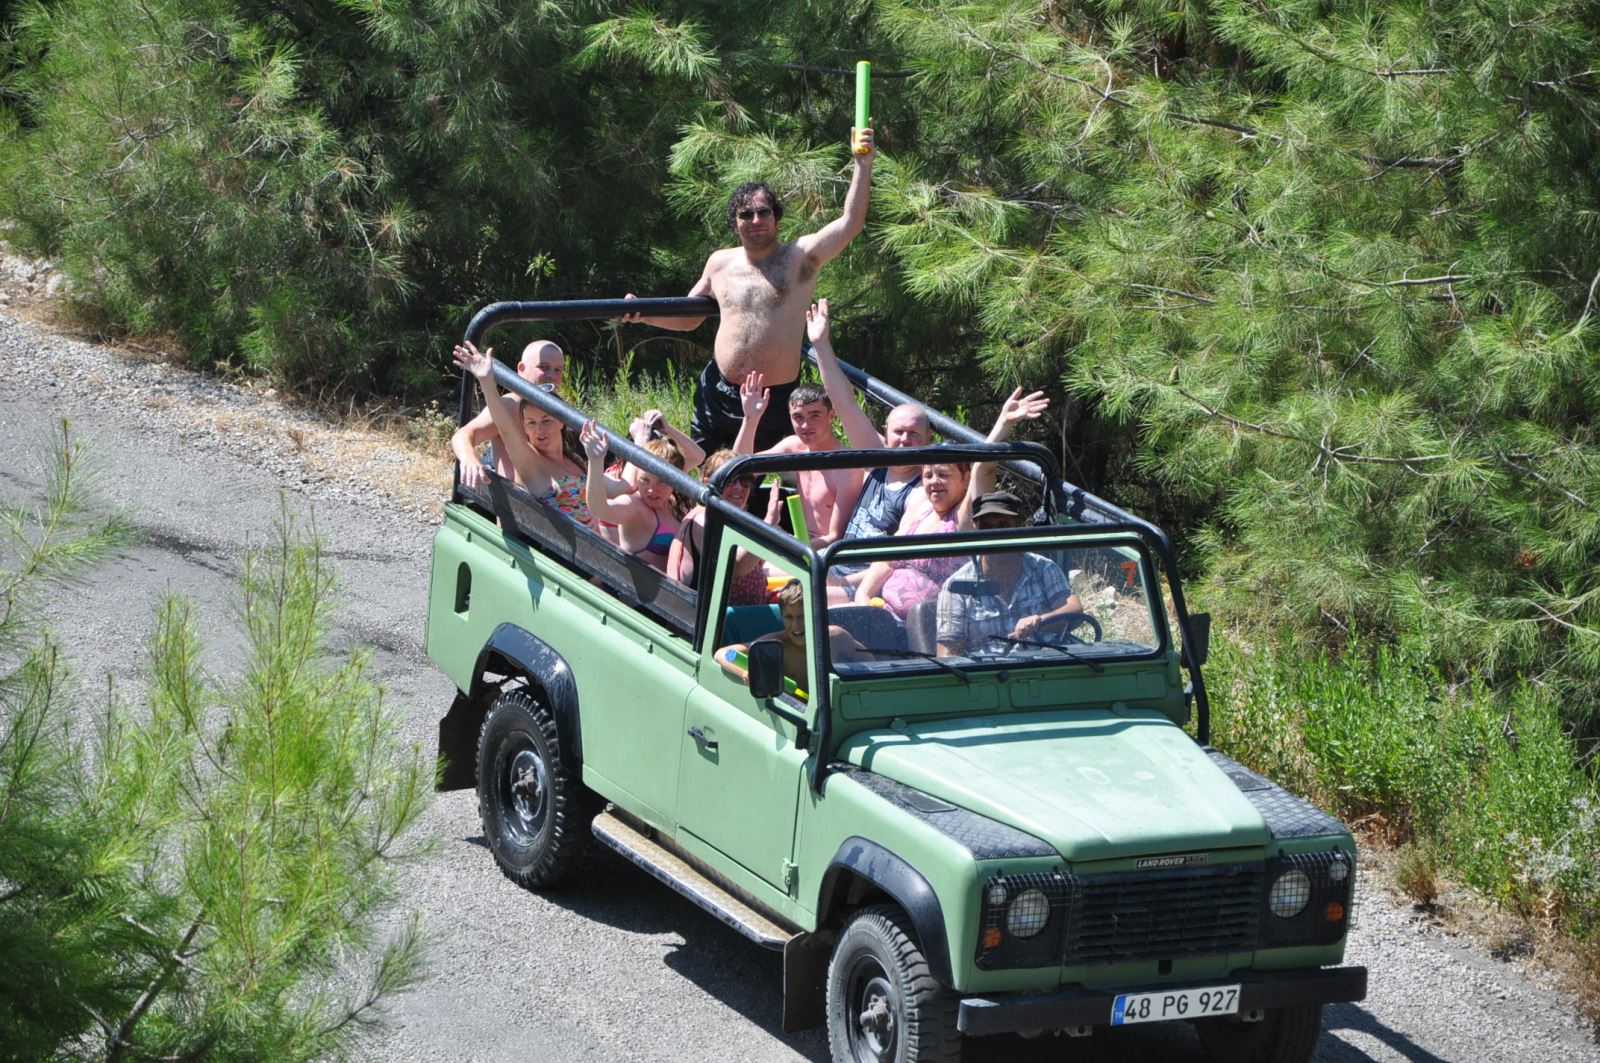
[0,299,1595,1063]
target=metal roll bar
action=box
[454,296,1214,783]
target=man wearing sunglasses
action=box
[620,125,877,456]
[450,339,567,489]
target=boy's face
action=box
[778,599,806,647]
[789,401,832,448]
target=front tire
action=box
[825,905,961,1063]
[1195,1004,1324,1063]
[476,688,593,889]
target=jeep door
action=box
[676,533,812,897]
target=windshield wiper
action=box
[990,636,1106,672]
[859,646,973,684]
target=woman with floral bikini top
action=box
[452,341,612,524]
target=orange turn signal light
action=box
[981,927,1003,948]
[1324,901,1346,922]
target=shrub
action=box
[1207,627,1600,939]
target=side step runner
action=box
[592,811,795,951]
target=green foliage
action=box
[856,0,1600,728]
[0,428,428,1061]
[1208,629,1600,934]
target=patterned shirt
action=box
[936,553,1073,654]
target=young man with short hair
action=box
[732,375,864,548]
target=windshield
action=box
[822,533,1166,677]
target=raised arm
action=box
[971,387,1050,498]
[795,126,875,266]
[632,410,706,470]
[452,343,543,487]
[731,371,770,456]
[807,300,880,449]
[579,420,640,526]
[617,271,713,330]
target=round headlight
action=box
[1006,888,1051,938]
[1327,855,1350,883]
[986,881,1009,907]
[1269,870,1312,918]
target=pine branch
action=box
[104,915,205,1063]
[926,8,1460,169]
[1170,384,1454,469]
[779,63,913,79]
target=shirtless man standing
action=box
[621,126,876,454]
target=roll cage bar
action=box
[457,297,1214,792]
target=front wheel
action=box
[476,688,593,889]
[1195,1004,1324,1063]
[825,905,961,1063]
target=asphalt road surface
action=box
[1,307,1595,1063]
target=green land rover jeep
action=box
[426,299,1367,1063]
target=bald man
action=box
[451,340,566,489]
[805,301,932,553]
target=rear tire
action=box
[476,688,593,889]
[825,905,961,1063]
[1195,1004,1324,1063]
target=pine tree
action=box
[0,425,428,1061]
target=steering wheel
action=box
[1031,611,1103,645]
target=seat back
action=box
[906,598,939,655]
[723,604,783,645]
[828,605,908,654]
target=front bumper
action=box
[957,965,1368,1037]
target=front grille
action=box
[1063,863,1263,965]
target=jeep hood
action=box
[837,709,1268,862]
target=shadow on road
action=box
[1317,1002,1453,1062]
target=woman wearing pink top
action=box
[852,461,976,618]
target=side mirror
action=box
[1184,612,1211,667]
[747,640,786,700]
[946,578,1001,597]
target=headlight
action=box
[976,872,1068,969]
[1268,869,1312,918]
[1006,888,1051,938]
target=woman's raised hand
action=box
[580,419,609,463]
[740,371,770,420]
[451,341,494,380]
[999,387,1049,426]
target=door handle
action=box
[687,726,718,752]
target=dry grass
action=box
[1392,843,1443,908]
[1072,566,1159,646]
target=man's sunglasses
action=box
[736,207,774,222]
[729,475,757,491]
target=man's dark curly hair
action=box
[727,181,784,232]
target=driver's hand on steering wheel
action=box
[1009,613,1041,640]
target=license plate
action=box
[1110,984,1240,1025]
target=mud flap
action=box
[782,932,832,1031]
